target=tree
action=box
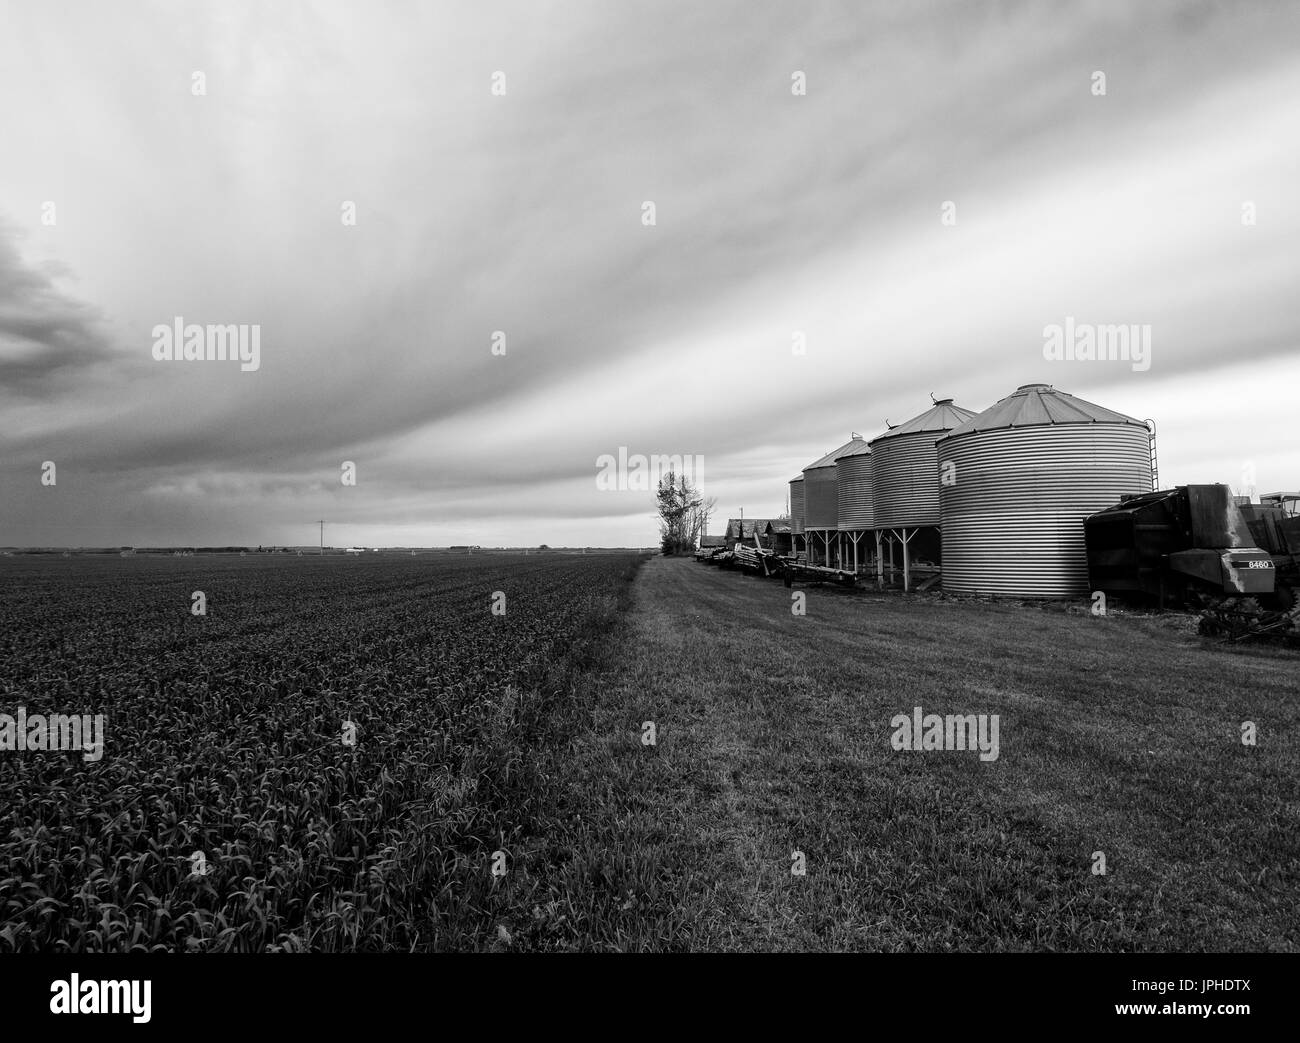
[656,471,705,555]
[690,493,717,549]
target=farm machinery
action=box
[775,556,858,587]
[731,540,775,574]
[710,530,857,586]
[1084,484,1299,643]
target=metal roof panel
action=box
[870,400,978,443]
[942,384,1147,439]
[804,435,867,470]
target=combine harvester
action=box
[1085,484,1299,644]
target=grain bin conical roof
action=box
[943,384,1146,439]
[804,435,866,470]
[870,398,977,444]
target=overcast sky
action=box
[2,0,1297,547]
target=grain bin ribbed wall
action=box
[835,447,874,530]
[803,466,838,528]
[789,477,805,535]
[802,436,864,529]
[869,400,976,529]
[937,385,1152,597]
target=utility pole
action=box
[315,520,324,555]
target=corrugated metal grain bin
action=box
[835,442,874,530]
[803,436,865,530]
[789,476,805,535]
[937,384,1153,596]
[870,399,977,529]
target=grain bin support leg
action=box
[875,530,884,587]
[893,527,917,592]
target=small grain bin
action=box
[802,435,865,567]
[869,398,977,589]
[789,475,806,555]
[835,440,874,573]
[937,384,1153,596]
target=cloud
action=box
[1,0,1298,545]
[0,229,119,395]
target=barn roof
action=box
[725,518,775,540]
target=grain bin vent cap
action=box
[803,434,866,470]
[869,400,978,444]
[940,384,1148,440]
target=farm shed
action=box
[763,520,794,557]
[696,534,727,560]
[725,518,777,546]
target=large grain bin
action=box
[937,384,1153,597]
[803,435,864,566]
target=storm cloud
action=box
[1,0,1297,547]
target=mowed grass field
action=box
[548,556,1300,951]
[1,551,1296,951]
